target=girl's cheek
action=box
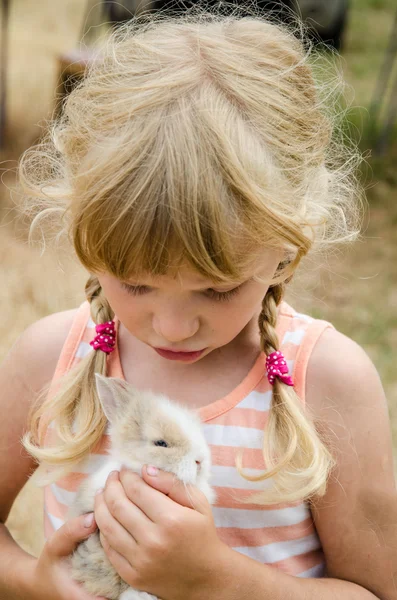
[212,299,259,333]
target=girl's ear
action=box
[95,374,135,423]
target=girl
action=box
[1,5,396,600]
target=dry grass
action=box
[1,0,396,560]
[1,0,101,560]
[287,171,397,460]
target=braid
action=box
[258,284,284,354]
[82,274,116,380]
[85,274,114,325]
[21,276,116,475]
[235,281,335,505]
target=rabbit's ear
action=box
[95,374,136,423]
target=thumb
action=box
[140,465,212,516]
[46,512,98,559]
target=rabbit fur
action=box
[68,374,215,600]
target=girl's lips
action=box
[154,347,206,362]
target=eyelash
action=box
[120,283,241,302]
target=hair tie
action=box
[266,351,294,386]
[90,321,116,354]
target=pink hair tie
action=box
[90,321,116,354]
[266,351,294,387]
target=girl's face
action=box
[98,252,282,363]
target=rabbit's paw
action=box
[119,588,157,600]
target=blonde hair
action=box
[21,3,362,504]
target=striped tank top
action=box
[42,300,333,578]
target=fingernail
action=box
[146,465,158,476]
[95,487,104,496]
[84,512,95,528]
[107,470,119,482]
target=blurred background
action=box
[1,0,396,559]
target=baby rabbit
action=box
[68,374,215,600]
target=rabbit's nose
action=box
[195,460,201,471]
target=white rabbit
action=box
[68,374,216,600]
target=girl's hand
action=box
[94,467,231,600]
[29,513,107,600]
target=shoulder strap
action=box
[48,301,91,394]
[277,302,334,406]
[39,302,91,442]
[292,319,334,405]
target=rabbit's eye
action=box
[153,439,168,448]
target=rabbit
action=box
[68,374,216,600]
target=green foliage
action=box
[354,0,395,9]
[337,0,397,151]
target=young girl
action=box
[1,6,396,600]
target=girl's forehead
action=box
[126,251,282,286]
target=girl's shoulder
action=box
[0,308,79,522]
[305,325,379,418]
[279,302,383,420]
[9,308,79,398]
[283,298,382,419]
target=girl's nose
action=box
[153,311,200,343]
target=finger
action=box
[99,530,136,585]
[140,465,212,516]
[45,513,98,559]
[103,471,154,534]
[119,467,210,523]
[102,471,163,547]
[118,467,180,523]
[94,487,140,558]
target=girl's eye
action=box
[205,286,241,301]
[120,282,242,301]
[121,283,150,296]
[153,439,168,448]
